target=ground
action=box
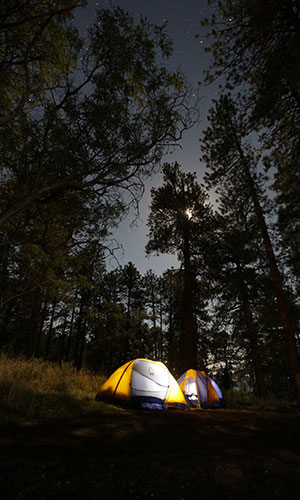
[0,406,299,500]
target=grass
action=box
[0,354,106,421]
[0,355,296,423]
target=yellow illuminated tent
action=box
[96,358,187,410]
[177,369,225,409]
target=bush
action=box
[223,387,293,410]
[224,388,260,408]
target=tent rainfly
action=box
[177,369,225,409]
[96,358,187,410]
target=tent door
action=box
[184,377,199,406]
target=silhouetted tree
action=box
[146,162,214,370]
[201,94,300,398]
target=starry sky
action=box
[76,0,218,275]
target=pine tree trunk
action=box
[35,294,48,357]
[151,283,158,359]
[182,228,197,370]
[223,348,232,390]
[27,287,42,357]
[44,301,56,359]
[245,164,300,398]
[76,316,87,371]
[159,303,164,360]
[238,272,266,398]
[0,301,14,351]
[59,312,68,366]
[167,299,175,370]
[74,297,84,365]
[229,115,300,399]
[0,243,11,347]
[65,298,77,362]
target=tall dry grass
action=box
[0,354,106,420]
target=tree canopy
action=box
[0,0,84,125]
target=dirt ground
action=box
[0,406,299,500]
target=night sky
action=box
[76,0,218,275]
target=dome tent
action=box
[177,369,225,409]
[96,358,187,410]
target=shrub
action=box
[223,387,292,410]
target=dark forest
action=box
[1,0,300,404]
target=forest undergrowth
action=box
[0,354,107,421]
[0,355,296,423]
